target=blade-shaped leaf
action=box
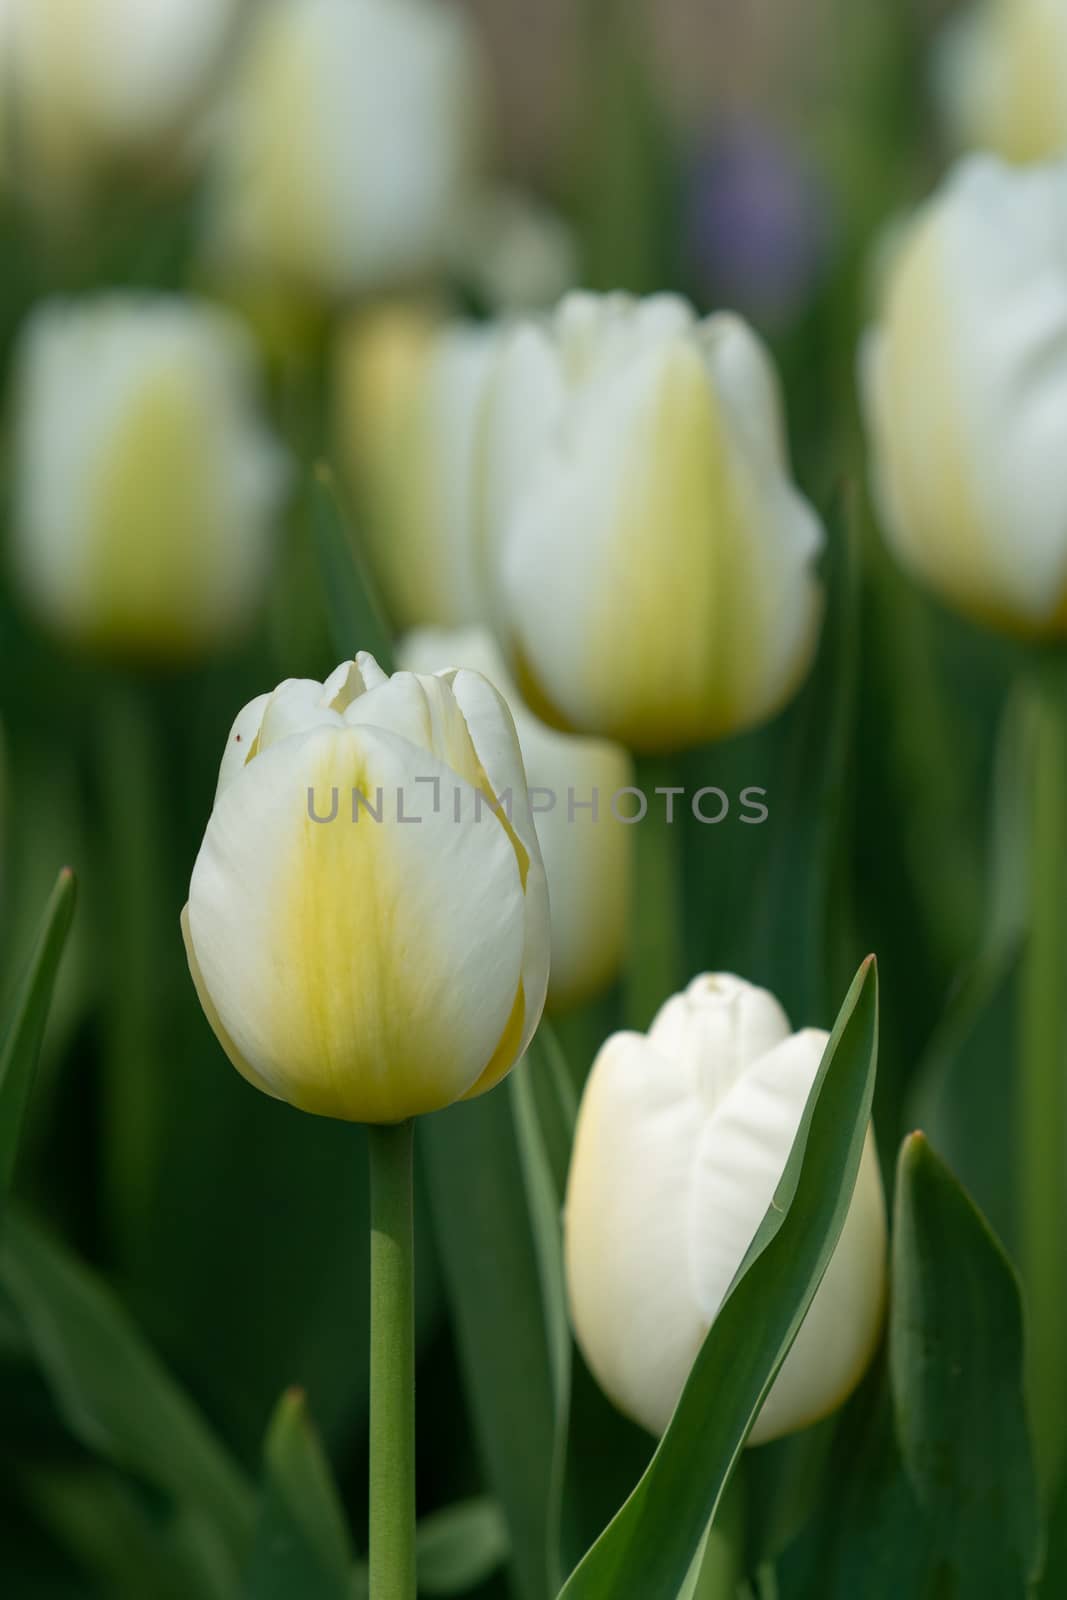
[311,463,394,671]
[890,1133,1042,1596]
[416,1498,510,1597]
[0,1211,254,1568]
[243,1389,352,1600]
[0,868,76,1212]
[559,957,879,1600]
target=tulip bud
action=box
[935,0,1067,165]
[209,0,485,298]
[564,974,887,1445]
[334,308,498,630]
[11,295,288,663]
[8,0,242,206]
[483,292,825,753]
[400,626,633,1012]
[861,156,1067,637]
[182,653,550,1123]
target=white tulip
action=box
[482,292,825,753]
[400,626,633,1011]
[209,0,485,297]
[861,156,1067,636]
[935,0,1067,164]
[564,974,887,1445]
[334,308,498,630]
[8,0,242,201]
[11,294,288,662]
[183,653,550,1124]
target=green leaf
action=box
[244,1389,352,1600]
[420,1087,556,1600]
[890,1132,1042,1596]
[416,1498,510,1597]
[509,1025,577,1591]
[559,957,880,1600]
[311,462,394,672]
[0,868,76,1214]
[0,1211,254,1571]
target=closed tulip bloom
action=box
[210,0,485,298]
[182,654,549,1123]
[565,974,887,1445]
[483,293,825,753]
[400,626,633,1012]
[936,0,1067,164]
[862,157,1067,636]
[334,309,497,630]
[11,295,287,662]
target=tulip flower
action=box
[208,0,485,298]
[861,156,1067,637]
[400,626,633,1011]
[935,0,1067,164]
[565,973,887,1445]
[483,292,825,753]
[182,653,550,1124]
[8,0,242,205]
[11,294,287,662]
[334,308,498,630]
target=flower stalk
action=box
[368,1119,417,1600]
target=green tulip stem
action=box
[1020,655,1067,1489]
[368,1118,417,1600]
[626,755,686,1031]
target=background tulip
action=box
[935,0,1067,164]
[208,0,485,298]
[565,973,887,1445]
[183,653,550,1124]
[400,625,634,1012]
[861,155,1067,637]
[334,308,498,630]
[483,292,826,752]
[11,294,288,662]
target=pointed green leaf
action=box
[416,1498,510,1597]
[311,463,394,671]
[244,1389,352,1600]
[559,957,880,1600]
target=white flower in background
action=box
[334,307,498,630]
[8,0,243,202]
[12,294,288,662]
[400,626,633,1012]
[210,0,486,298]
[445,185,580,313]
[564,974,887,1445]
[935,0,1067,164]
[482,292,825,753]
[861,156,1067,636]
[183,654,550,1123]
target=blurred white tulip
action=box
[209,0,486,298]
[334,306,498,630]
[564,973,887,1445]
[400,625,633,1012]
[183,653,550,1123]
[482,292,825,753]
[12,294,288,662]
[935,0,1067,164]
[861,155,1067,636]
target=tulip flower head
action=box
[862,156,1067,637]
[564,973,887,1445]
[11,294,288,663]
[935,0,1067,164]
[183,654,550,1124]
[483,292,826,753]
[400,626,633,1012]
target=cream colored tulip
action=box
[482,292,825,753]
[400,626,633,1012]
[11,295,287,662]
[183,654,550,1124]
[209,0,485,298]
[334,308,497,630]
[565,974,887,1445]
[862,156,1067,636]
[935,0,1067,164]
